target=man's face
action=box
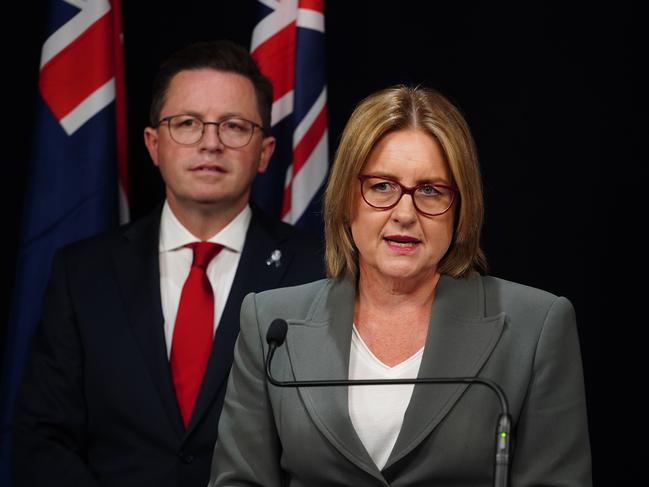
[144,68,275,216]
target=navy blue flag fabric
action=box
[0,0,128,482]
[251,0,329,234]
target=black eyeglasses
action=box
[358,175,458,216]
[158,114,266,148]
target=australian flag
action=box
[250,0,329,234]
[0,1,128,482]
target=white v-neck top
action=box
[348,324,424,469]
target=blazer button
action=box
[178,451,194,464]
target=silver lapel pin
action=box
[265,249,282,268]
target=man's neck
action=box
[166,198,248,240]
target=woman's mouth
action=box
[384,235,421,249]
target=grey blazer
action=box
[210,274,592,486]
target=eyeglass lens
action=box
[361,176,454,215]
[166,115,256,148]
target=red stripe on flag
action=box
[292,104,327,174]
[299,0,324,12]
[281,181,292,218]
[111,0,128,198]
[252,22,296,102]
[39,12,114,120]
[281,104,327,218]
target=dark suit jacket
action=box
[211,274,592,486]
[12,205,325,487]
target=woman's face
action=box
[350,128,455,286]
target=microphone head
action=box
[266,319,288,347]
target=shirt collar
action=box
[159,201,251,253]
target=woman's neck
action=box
[355,267,440,314]
[352,269,441,366]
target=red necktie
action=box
[171,242,223,427]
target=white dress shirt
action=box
[158,201,251,357]
[348,324,424,470]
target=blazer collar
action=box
[111,206,186,437]
[285,277,380,478]
[284,273,505,478]
[385,273,505,469]
[186,206,299,435]
[111,204,306,439]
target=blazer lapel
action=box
[285,277,385,482]
[111,208,185,438]
[385,273,505,468]
[187,209,296,434]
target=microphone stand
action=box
[265,325,512,487]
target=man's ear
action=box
[143,127,160,167]
[257,136,276,173]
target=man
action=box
[12,41,324,487]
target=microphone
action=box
[266,318,288,348]
[265,319,512,487]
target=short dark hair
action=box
[149,40,273,130]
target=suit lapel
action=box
[284,274,505,478]
[111,208,185,437]
[285,277,385,482]
[385,273,505,468]
[187,209,296,434]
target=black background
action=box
[3,1,641,484]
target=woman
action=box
[209,86,592,486]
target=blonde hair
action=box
[324,85,487,279]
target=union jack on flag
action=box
[251,0,329,232]
[0,1,127,481]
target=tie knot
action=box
[186,242,223,269]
